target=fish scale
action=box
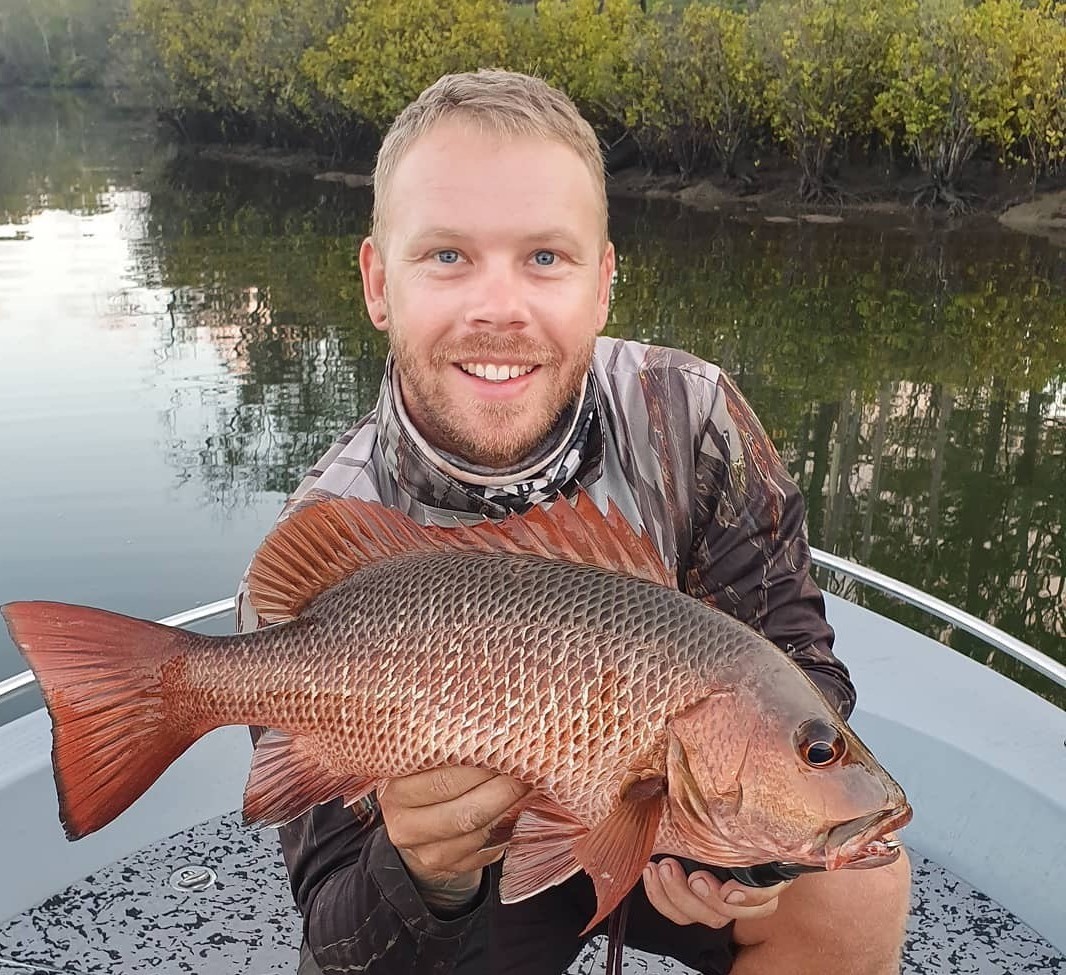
[2,491,910,945]
[195,551,712,824]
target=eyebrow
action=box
[407,227,470,242]
[518,230,585,252]
[407,228,586,251]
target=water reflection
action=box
[605,205,1065,702]
[0,95,1062,715]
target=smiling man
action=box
[362,113,611,472]
[236,70,910,975]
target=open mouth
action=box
[828,804,913,870]
[456,361,541,384]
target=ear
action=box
[359,236,388,332]
[595,241,616,335]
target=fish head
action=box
[663,678,911,872]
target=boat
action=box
[0,551,1063,974]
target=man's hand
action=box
[377,767,530,916]
[642,857,790,929]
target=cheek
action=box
[388,286,454,341]
[531,283,602,344]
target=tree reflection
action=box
[607,201,1066,704]
[126,164,387,502]
[5,116,1061,705]
[138,179,1065,704]
[0,91,163,224]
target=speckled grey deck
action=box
[0,814,1061,974]
[0,961,66,975]
[0,814,300,975]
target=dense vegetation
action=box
[2,1,1061,203]
[0,0,128,87]
[116,0,1066,203]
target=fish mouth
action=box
[826,803,913,870]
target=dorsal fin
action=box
[247,491,674,623]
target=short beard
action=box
[391,330,594,468]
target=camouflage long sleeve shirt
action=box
[235,336,854,973]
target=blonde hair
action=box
[371,69,608,246]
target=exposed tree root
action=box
[912,182,974,215]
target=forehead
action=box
[381,119,602,246]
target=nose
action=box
[462,259,530,331]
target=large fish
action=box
[2,492,910,934]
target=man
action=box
[236,69,910,974]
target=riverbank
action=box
[185,142,1066,240]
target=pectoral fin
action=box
[573,775,665,934]
[499,795,587,902]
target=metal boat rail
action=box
[2,553,1065,705]
[810,547,1066,690]
[0,598,236,703]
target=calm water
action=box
[1,92,1063,724]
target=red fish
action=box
[2,493,910,933]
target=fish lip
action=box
[827,803,913,869]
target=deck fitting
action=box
[168,865,217,892]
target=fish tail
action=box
[2,600,199,840]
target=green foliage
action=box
[618,3,763,176]
[126,0,343,116]
[302,0,512,132]
[115,0,1066,203]
[1011,2,1066,176]
[514,0,648,135]
[126,0,244,111]
[0,0,128,88]
[873,0,1023,204]
[751,0,896,199]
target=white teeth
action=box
[459,362,535,382]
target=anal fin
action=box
[243,730,376,829]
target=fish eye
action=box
[796,719,846,768]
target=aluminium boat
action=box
[0,551,1063,974]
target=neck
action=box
[389,361,588,487]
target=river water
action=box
[1,92,1063,723]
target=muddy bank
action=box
[185,143,1066,238]
[998,189,1066,248]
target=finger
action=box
[401,832,511,879]
[382,767,499,808]
[642,862,696,926]
[654,861,734,928]
[716,877,791,911]
[690,873,785,923]
[384,775,531,846]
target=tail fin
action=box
[2,601,198,840]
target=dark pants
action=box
[298,864,736,975]
[454,862,736,975]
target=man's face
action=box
[360,119,615,468]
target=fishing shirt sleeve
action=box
[235,586,489,973]
[684,370,857,719]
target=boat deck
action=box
[0,812,1061,974]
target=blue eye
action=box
[435,250,461,264]
[533,250,556,266]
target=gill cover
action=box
[665,694,755,865]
